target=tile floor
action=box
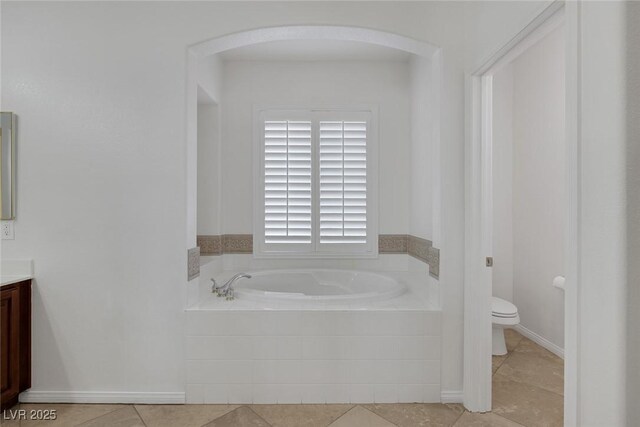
[1,330,563,427]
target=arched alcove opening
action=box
[186,26,441,277]
[185,25,442,299]
[184,30,443,406]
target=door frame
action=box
[463,1,578,420]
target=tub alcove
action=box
[185,26,444,404]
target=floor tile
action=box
[328,406,396,427]
[496,350,564,395]
[363,403,465,427]
[76,406,144,427]
[492,374,563,427]
[513,337,562,362]
[251,404,353,427]
[0,416,20,427]
[203,406,271,427]
[19,404,123,427]
[453,411,523,426]
[0,404,21,427]
[9,333,562,427]
[504,329,524,352]
[135,404,239,427]
[492,354,508,373]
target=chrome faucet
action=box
[211,273,251,300]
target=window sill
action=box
[252,252,379,260]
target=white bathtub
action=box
[233,269,406,303]
[187,268,442,404]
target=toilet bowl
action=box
[492,297,520,356]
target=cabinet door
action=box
[1,287,20,407]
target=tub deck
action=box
[186,270,442,404]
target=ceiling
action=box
[218,39,412,62]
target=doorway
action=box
[489,15,566,426]
[464,2,577,421]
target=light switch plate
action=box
[1,221,15,240]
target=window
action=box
[255,108,378,257]
[263,120,313,244]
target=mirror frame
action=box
[1,112,16,220]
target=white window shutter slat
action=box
[264,121,312,243]
[259,111,373,255]
[319,121,367,244]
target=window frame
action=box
[253,106,379,259]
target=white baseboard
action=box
[440,390,464,403]
[19,391,185,404]
[513,324,564,359]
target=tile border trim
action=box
[187,247,200,281]
[407,235,440,278]
[197,235,222,256]
[197,233,440,278]
[223,234,253,254]
[378,234,408,253]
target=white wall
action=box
[197,101,221,235]
[627,3,640,425]
[491,63,514,303]
[220,60,411,234]
[0,1,550,400]
[198,55,223,103]
[576,1,630,424]
[410,56,433,240]
[511,25,565,349]
[491,26,565,349]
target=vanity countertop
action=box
[1,260,34,287]
[1,275,33,287]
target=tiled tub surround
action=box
[377,234,408,253]
[17,332,559,426]
[198,234,440,278]
[407,235,440,278]
[186,271,441,405]
[197,235,253,255]
[188,247,201,280]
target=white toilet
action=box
[492,297,520,355]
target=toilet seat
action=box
[492,297,518,317]
[492,297,520,355]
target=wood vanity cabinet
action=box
[0,280,31,409]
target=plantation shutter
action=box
[263,120,312,243]
[319,121,368,244]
